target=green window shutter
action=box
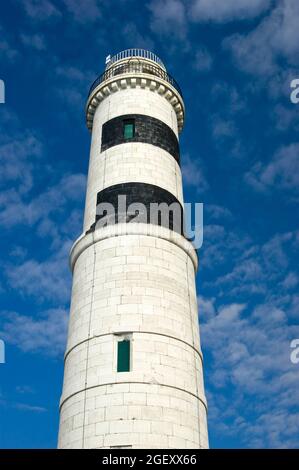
[117,340,130,372]
[123,122,134,139]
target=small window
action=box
[123,120,135,139]
[117,339,130,372]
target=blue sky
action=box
[0,0,299,449]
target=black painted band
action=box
[101,114,180,164]
[87,182,184,234]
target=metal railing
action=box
[88,62,183,99]
[106,49,165,69]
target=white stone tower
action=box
[58,49,208,449]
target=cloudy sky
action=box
[0,0,299,449]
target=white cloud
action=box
[202,297,299,447]
[197,295,216,319]
[0,39,18,62]
[248,410,299,448]
[262,233,291,271]
[13,403,47,413]
[215,258,266,294]
[2,175,85,301]
[21,33,46,51]
[211,116,236,139]
[21,0,61,20]
[205,204,233,222]
[6,241,72,304]
[190,0,271,23]
[16,385,35,395]
[55,65,95,111]
[201,223,252,270]
[245,143,299,195]
[273,104,299,132]
[0,397,47,413]
[148,0,272,36]
[211,82,247,114]
[193,46,213,72]
[200,220,299,447]
[0,172,86,229]
[0,133,42,194]
[0,308,68,357]
[224,0,299,76]
[181,154,209,193]
[62,0,101,23]
[208,82,247,158]
[0,115,85,311]
[0,25,18,62]
[121,23,154,51]
[203,228,296,298]
[148,0,187,38]
[281,272,298,290]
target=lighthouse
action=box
[58,49,208,449]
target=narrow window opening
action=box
[123,119,135,139]
[117,339,130,372]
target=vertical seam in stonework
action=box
[102,101,110,189]
[186,254,201,445]
[107,96,111,121]
[174,160,179,200]
[82,235,97,449]
[102,149,107,189]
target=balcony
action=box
[88,61,183,100]
[105,49,166,69]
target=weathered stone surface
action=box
[58,52,208,450]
